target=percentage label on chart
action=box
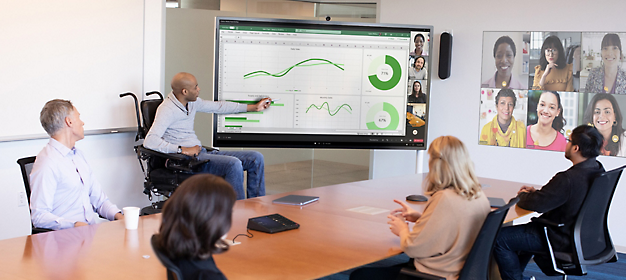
[374,111,391,128]
[376,65,393,82]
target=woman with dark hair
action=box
[583,93,626,156]
[410,33,427,56]
[526,91,567,151]
[585,34,626,94]
[482,36,526,89]
[154,174,236,280]
[480,88,526,147]
[533,36,574,91]
[408,56,427,80]
[408,81,426,103]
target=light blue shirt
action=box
[144,92,247,153]
[30,138,121,230]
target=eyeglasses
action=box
[545,48,557,55]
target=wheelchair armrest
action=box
[137,145,191,161]
[202,145,218,152]
[32,227,54,234]
[137,145,210,173]
[531,217,564,227]
[397,267,445,280]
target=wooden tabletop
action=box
[0,174,533,280]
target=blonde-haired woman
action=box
[350,136,490,280]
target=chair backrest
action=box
[151,234,184,280]
[572,164,625,265]
[16,156,37,204]
[141,98,163,135]
[458,197,520,280]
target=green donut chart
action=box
[366,102,400,130]
[367,55,402,91]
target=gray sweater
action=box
[144,92,247,153]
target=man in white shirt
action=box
[30,99,123,230]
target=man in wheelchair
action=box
[144,72,271,199]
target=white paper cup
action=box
[123,206,140,230]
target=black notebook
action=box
[272,195,319,206]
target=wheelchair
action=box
[120,91,209,215]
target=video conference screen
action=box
[213,17,432,149]
[479,31,626,157]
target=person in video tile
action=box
[585,34,626,94]
[526,91,567,151]
[408,80,427,103]
[480,89,526,147]
[408,56,427,80]
[482,36,526,89]
[583,93,626,156]
[533,36,574,91]
[410,33,427,56]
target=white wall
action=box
[0,0,145,140]
[0,0,165,241]
[380,0,626,252]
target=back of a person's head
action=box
[426,136,481,200]
[157,174,236,260]
[571,125,603,158]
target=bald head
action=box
[171,72,201,105]
[171,72,198,95]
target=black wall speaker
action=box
[438,32,453,79]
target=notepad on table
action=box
[272,195,319,206]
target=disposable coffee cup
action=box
[123,206,140,230]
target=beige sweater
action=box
[400,188,490,280]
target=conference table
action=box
[0,174,533,280]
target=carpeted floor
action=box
[525,252,626,280]
[319,253,626,280]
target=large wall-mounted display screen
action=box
[213,17,433,149]
[479,31,626,157]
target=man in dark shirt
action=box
[494,125,605,280]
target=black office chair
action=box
[397,197,520,280]
[151,234,184,280]
[120,92,208,215]
[16,156,54,235]
[531,164,626,279]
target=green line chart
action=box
[305,102,352,116]
[243,58,345,79]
